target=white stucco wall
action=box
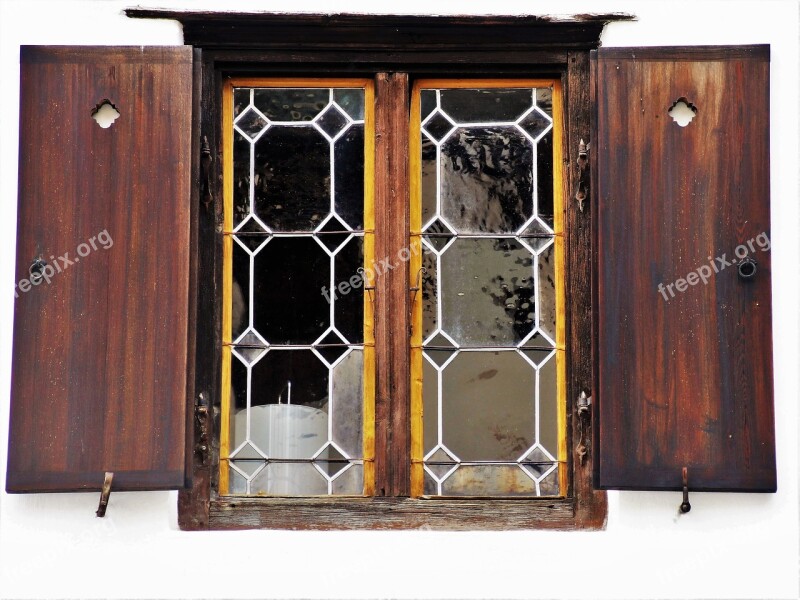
[0,1,797,598]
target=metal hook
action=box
[680,467,691,514]
[409,267,427,304]
[96,472,114,517]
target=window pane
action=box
[223,84,371,496]
[415,84,562,497]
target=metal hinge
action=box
[576,390,592,464]
[194,392,210,465]
[575,139,590,212]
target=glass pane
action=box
[417,85,560,498]
[441,351,535,461]
[232,130,251,228]
[251,462,328,495]
[331,350,364,458]
[421,135,437,225]
[440,126,533,234]
[440,238,535,346]
[333,236,364,344]
[332,464,364,495]
[333,89,365,120]
[225,85,370,497]
[536,128,554,227]
[253,237,329,345]
[537,242,557,343]
[334,124,365,229]
[421,247,438,339]
[440,465,538,496]
[422,356,438,455]
[253,88,329,122]
[253,125,329,232]
[440,88,533,123]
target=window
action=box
[7,12,774,532]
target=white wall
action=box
[0,1,797,598]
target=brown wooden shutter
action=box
[6,47,194,492]
[592,46,776,492]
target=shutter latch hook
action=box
[96,471,113,517]
[680,467,692,514]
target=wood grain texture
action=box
[373,73,411,497]
[125,11,634,52]
[7,46,193,492]
[593,46,775,492]
[565,52,607,527]
[209,496,577,530]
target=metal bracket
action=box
[96,472,113,518]
[680,467,692,513]
[575,139,590,212]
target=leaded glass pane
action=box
[225,85,369,496]
[418,85,561,497]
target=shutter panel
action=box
[592,46,776,492]
[6,47,193,492]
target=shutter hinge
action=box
[194,392,210,465]
[200,136,213,209]
[575,139,590,212]
[576,390,592,464]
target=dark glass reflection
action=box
[420,90,437,122]
[334,124,365,229]
[441,127,533,234]
[421,135,437,226]
[334,236,364,344]
[333,89,365,120]
[253,237,329,344]
[231,238,251,340]
[440,88,533,123]
[232,131,251,228]
[421,247,437,339]
[249,349,329,410]
[253,88,329,121]
[536,129,554,227]
[254,126,330,231]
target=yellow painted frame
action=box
[220,78,376,496]
[409,79,567,497]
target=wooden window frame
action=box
[123,11,631,530]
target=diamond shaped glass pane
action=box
[423,110,455,142]
[236,107,268,139]
[422,218,455,253]
[425,447,459,480]
[315,330,349,365]
[518,106,552,140]
[232,330,267,365]
[316,105,349,138]
[316,215,350,253]
[315,444,350,478]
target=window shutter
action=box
[592,46,776,492]
[6,47,194,492]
